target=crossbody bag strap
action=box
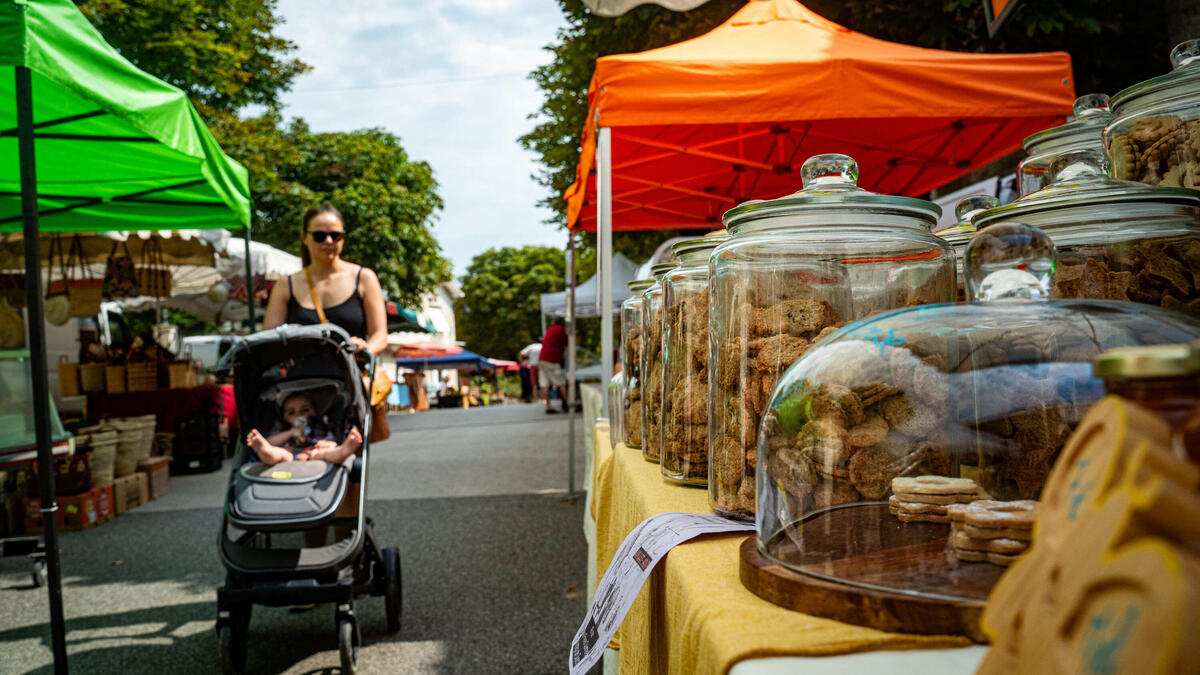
[303,266,328,324]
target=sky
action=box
[273,0,570,278]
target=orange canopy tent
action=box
[564,0,1075,233]
[563,0,1075,409]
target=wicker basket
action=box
[79,363,107,393]
[110,418,141,476]
[168,361,195,389]
[78,425,119,487]
[126,361,157,392]
[58,355,80,397]
[133,415,157,462]
[105,365,126,394]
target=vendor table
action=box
[85,384,237,434]
[588,422,988,675]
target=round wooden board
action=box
[739,536,989,642]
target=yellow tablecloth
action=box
[592,440,972,675]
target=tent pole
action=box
[566,230,577,497]
[242,229,255,331]
[598,126,613,419]
[16,65,70,675]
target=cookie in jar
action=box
[708,154,954,520]
[621,278,655,448]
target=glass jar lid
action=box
[1021,93,1111,153]
[650,262,678,279]
[1093,342,1200,378]
[721,154,941,231]
[933,195,999,246]
[627,278,655,293]
[671,233,727,261]
[1110,40,1200,115]
[974,149,1200,228]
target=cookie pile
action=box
[1050,240,1200,319]
[642,289,666,462]
[887,476,980,523]
[1107,114,1199,189]
[622,320,644,448]
[947,499,1038,567]
[662,287,711,482]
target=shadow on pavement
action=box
[0,493,587,674]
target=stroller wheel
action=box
[384,547,402,633]
[338,617,360,674]
[219,623,247,675]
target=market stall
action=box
[563,0,1075,409]
[0,0,251,666]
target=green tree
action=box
[76,0,452,307]
[456,246,566,360]
[75,0,309,116]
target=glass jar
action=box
[933,195,998,301]
[756,223,1200,598]
[1018,93,1111,197]
[1095,341,1200,464]
[974,149,1200,317]
[708,154,955,520]
[1105,40,1200,190]
[661,234,728,485]
[621,278,655,448]
[641,262,679,463]
[607,370,625,450]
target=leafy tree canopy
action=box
[455,246,566,360]
[76,0,452,307]
[76,0,309,115]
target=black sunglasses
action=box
[309,230,345,243]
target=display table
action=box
[589,423,987,675]
[85,384,237,434]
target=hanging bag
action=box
[303,267,391,442]
[67,234,104,318]
[136,235,172,298]
[44,235,71,326]
[102,240,140,299]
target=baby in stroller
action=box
[245,390,362,466]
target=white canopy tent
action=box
[540,251,639,320]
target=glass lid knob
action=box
[1171,39,1200,70]
[954,195,1000,226]
[965,222,1056,302]
[1049,149,1110,183]
[1072,93,1110,117]
[800,154,859,192]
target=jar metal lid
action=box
[974,149,1200,229]
[671,234,727,258]
[721,154,941,230]
[1093,342,1200,378]
[1110,40,1200,115]
[1021,93,1111,153]
[626,278,655,293]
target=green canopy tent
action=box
[0,1,251,670]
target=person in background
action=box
[520,340,543,404]
[518,357,533,403]
[539,317,568,414]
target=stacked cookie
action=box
[947,499,1038,567]
[888,476,981,523]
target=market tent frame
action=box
[394,349,496,373]
[563,0,1075,413]
[1,1,252,670]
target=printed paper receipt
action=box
[569,512,755,675]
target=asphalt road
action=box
[0,403,589,674]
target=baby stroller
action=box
[215,325,400,674]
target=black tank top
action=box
[285,266,368,339]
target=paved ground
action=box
[0,403,588,674]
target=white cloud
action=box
[274,0,570,278]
